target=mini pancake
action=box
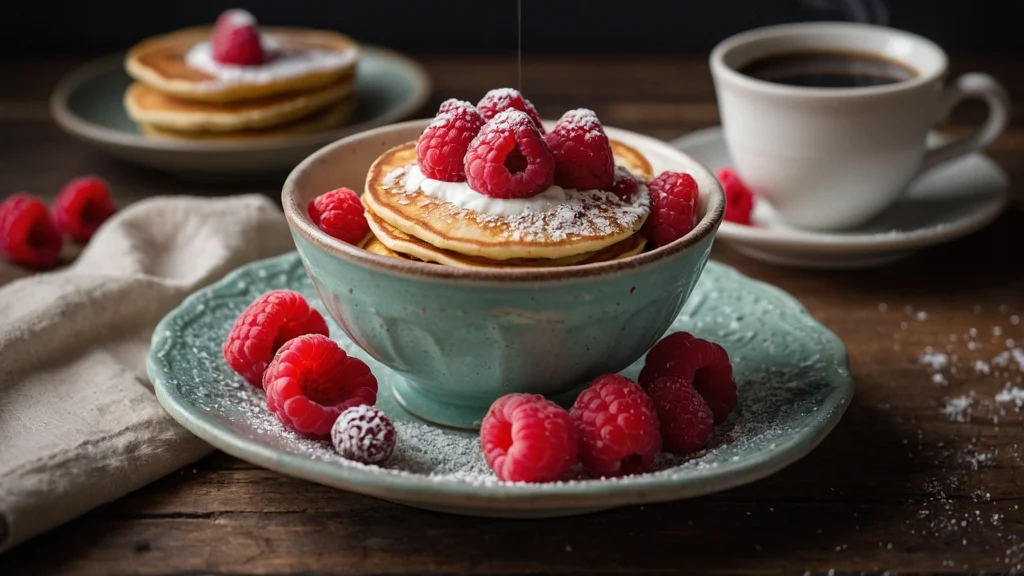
[362,141,653,261]
[365,207,646,269]
[126,26,359,103]
[125,76,354,132]
[138,96,356,140]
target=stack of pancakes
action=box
[360,141,654,269]
[124,27,359,140]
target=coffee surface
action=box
[739,50,917,88]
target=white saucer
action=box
[672,127,1010,269]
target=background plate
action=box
[148,253,853,517]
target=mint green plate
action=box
[148,252,853,517]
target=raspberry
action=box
[639,332,738,424]
[308,187,369,245]
[717,168,755,225]
[476,88,545,133]
[51,176,117,243]
[264,334,378,437]
[646,377,714,454]
[212,9,264,66]
[480,394,577,483]
[464,109,555,199]
[223,290,330,387]
[0,194,62,270]
[641,171,699,247]
[544,109,615,190]
[570,374,662,477]
[609,168,640,201]
[415,100,485,182]
[331,405,396,464]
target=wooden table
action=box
[1,54,1023,575]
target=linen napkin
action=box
[0,194,294,553]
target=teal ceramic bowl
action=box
[282,119,725,428]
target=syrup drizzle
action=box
[517,0,522,91]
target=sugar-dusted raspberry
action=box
[609,167,640,201]
[464,109,555,199]
[212,9,264,66]
[570,374,662,477]
[646,376,714,454]
[476,88,545,133]
[641,171,699,247]
[51,176,118,243]
[264,334,378,437]
[639,332,737,424]
[308,187,369,245]
[717,168,755,225]
[331,405,396,464]
[0,194,62,270]
[223,290,330,386]
[480,393,578,483]
[416,99,485,182]
[544,108,615,191]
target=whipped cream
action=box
[184,36,357,90]
[400,165,570,217]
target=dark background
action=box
[5,0,1024,56]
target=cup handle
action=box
[919,72,1011,173]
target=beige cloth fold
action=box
[0,194,294,553]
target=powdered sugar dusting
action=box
[184,36,357,91]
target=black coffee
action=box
[738,50,917,88]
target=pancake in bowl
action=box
[362,141,653,261]
[126,26,359,104]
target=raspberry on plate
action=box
[646,376,714,454]
[570,374,662,478]
[480,393,577,483]
[609,167,640,201]
[331,405,396,464]
[212,9,264,66]
[544,108,615,191]
[0,194,62,270]
[717,168,755,225]
[464,109,555,199]
[308,187,370,245]
[223,290,330,386]
[639,332,738,424]
[476,88,545,133]
[416,99,485,182]
[51,176,118,243]
[264,334,378,437]
[641,171,699,247]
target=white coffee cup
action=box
[710,22,1010,230]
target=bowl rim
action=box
[282,118,725,282]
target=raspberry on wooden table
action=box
[415,99,485,182]
[570,374,662,478]
[212,9,264,66]
[222,290,330,386]
[264,334,377,437]
[476,88,545,132]
[463,109,555,199]
[331,405,396,464]
[0,194,62,270]
[544,108,615,191]
[51,176,118,243]
[717,168,755,225]
[639,332,738,424]
[480,394,578,483]
[308,187,370,245]
[646,376,714,454]
[641,171,699,247]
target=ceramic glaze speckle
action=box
[148,252,853,517]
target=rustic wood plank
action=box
[0,54,1023,575]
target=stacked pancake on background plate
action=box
[354,90,662,269]
[124,9,359,140]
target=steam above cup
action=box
[710,22,1010,231]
